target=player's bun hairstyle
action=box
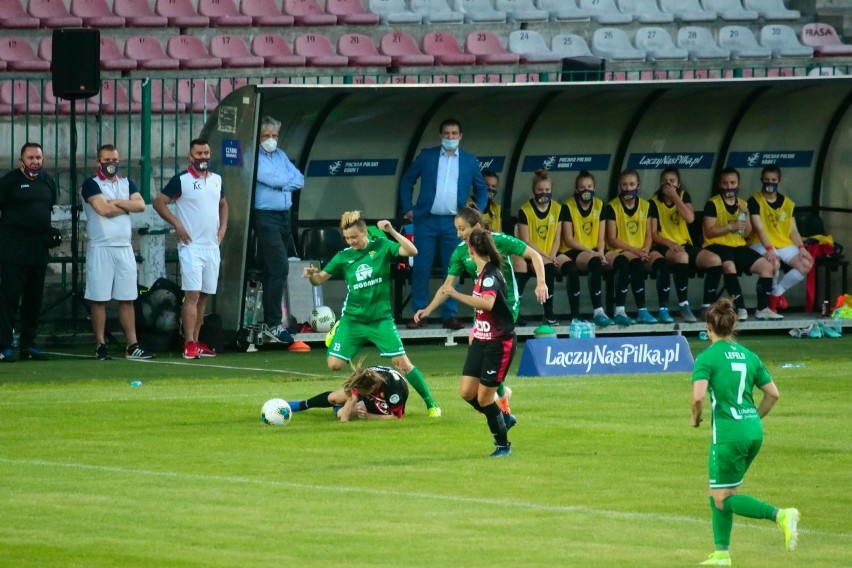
[532,168,551,191]
[468,227,502,270]
[344,359,385,396]
[456,206,485,230]
[340,210,367,232]
[575,169,595,190]
[706,298,737,338]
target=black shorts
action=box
[462,336,517,387]
[653,243,703,268]
[704,244,762,273]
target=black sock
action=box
[614,255,629,306]
[756,277,772,310]
[587,256,603,310]
[305,392,334,409]
[653,258,670,306]
[629,258,646,309]
[674,263,690,304]
[482,401,508,446]
[465,397,483,413]
[562,262,580,318]
[543,264,556,319]
[703,266,722,305]
[514,272,530,297]
[724,273,745,310]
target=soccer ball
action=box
[310,305,336,333]
[261,398,292,426]
[325,320,339,348]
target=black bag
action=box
[199,313,224,353]
[135,278,184,352]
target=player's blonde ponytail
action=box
[340,211,367,232]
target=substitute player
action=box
[303,211,441,417]
[691,298,799,566]
[441,228,517,457]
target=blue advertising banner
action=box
[307,159,399,177]
[726,151,813,168]
[221,139,242,166]
[517,335,694,377]
[477,156,505,172]
[627,152,714,170]
[522,154,611,172]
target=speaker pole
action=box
[69,102,80,324]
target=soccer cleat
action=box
[593,313,614,327]
[125,343,155,360]
[819,322,842,338]
[806,324,823,339]
[497,386,512,414]
[503,413,517,431]
[182,342,200,359]
[778,294,789,310]
[20,346,48,361]
[768,294,782,313]
[777,508,800,551]
[272,324,294,345]
[96,343,112,361]
[658,307,674,323]
[736,308,749,321]
[614,313,635,326]
[0,347,17,363]
[427,406,442,418]
[698,551,731,566]
[490,443,512,457]
[196,342,217,357]
[755,307,784,321]
[679,305,698,323]
[636,308,658,324]
[287,400,305,412]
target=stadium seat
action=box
[592,27,646,60]
[154,0,209,27]
[422,31,476,64]
[219,77,249,100]
[368,0,422,24]
[659,0,716,22]
[0,37,50,71]
[493,0,549,22]
[239,0,294,26]
[97,37,138,71]
[338,33,392,66]
[456,0,507,23]
[634,27,688,60]
[410,0,464,23]
[718,25,771,57]
[124,35,181,70]
[536,0,591,21]
[759,25,813,57]
[210,35,265,68]
[167,36,223,69]
[579,0,632,24]
[27,0,83,27]
[743,0,798,20]
[0,61,6,72]
[251,34,307,66]
[508,30,563,62]
[0,80,56,113]
[800,23,852,56]
[327,0,380,24]
[294,33,349,66]
[618,0,674,23]
[379,31,434,65]
[197,0,252,26]
[175,78,218,113]
[70,0,126,27]
[807,66,845,76]
[43,81,101,114]
[677,26,731,59]
[113,0,167,26]
[465,30,521,64]
[99,80,140,114]
[701,0,758,20]
[301,228,345,265]
[284,0,337,25]
[551,33,595,57]
[0,0,39,28]
[131,79,186,113]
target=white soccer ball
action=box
[155,310,179,332]
[310,305,336,333]
[261,398,292,426]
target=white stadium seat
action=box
[592,27,646,60]
[759,25,814,58]
[536,0,590,21]
[579,0,632,24]
[508,29,563,62]
[551,33,595,57]
[677,26,731,59]
[660,0,717,22]
[743,0,799,20]
[718,25,772,58]
[702,0,758,21]
[634,26,689,60]
[618,0,674,23]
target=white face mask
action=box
[260,138,278,153]
[441,138,459,152]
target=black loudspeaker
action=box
[51,29,101,100]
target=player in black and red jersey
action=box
[440,227,517,457]
[287,365,409,422]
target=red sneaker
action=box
[778,294,789,310]
[196,342,216,357]
[768,294,781,313]
[182,342,200,359]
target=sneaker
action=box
[699,551,731,566]
[125,343,155,360]
[182,342,200,360]
[20,346,48,361]
[778,294,789,310]
[776,508,799,551]
[96,343,112,361]
[636,308,658,324]
[736,308,749,321]
[768,294,782,313]
[515,317,528,327]
[272,324,294,344]
[614,313,635,326]
[196,342,216,357]
[0,347,17,362]
[503,413,517,431]
[679,305,698,323]
[490,443,512,458]
[427,406,442,418]
[755,307,784,321]
[806,323,823,339]
[658,307,674,323]
[497,386,512,414]
[819,322,842,338]
[593,313,615,327]
[288,400,305,412]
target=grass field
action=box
[1,335,850,567]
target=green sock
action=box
[405,367,437,409]
[496,383,505,398]
[710,496,733,549]
[723,494,777,520]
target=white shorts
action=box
[178,245,221,294]
[750,243,800,264]
[84,246,139,302]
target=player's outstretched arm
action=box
[523,247,549,304]
[378,220,417,257]
[303,265,331,285]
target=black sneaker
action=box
[126,343,155,360]
[504,413,517,431]
[96,343,112,361]
[20,346,49,361]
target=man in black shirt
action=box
[0,143,57,361]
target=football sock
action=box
[710,497,733,550]
[465,397,483,412]
[723,273,746,310]
[496,383,506,398]
[406,367,437,409]
[305,392,333,409]
[629,258,646,309]
[588,256,604,310]
[674,263,690,303]
[482,401,508,446]
[756,277,773,310]
[775,268,805,296]
[723,494,777,521]
[613,255,629,306]
[514,272,531,297]
[562,262,581,318]
[703,265,723,305]
[543,264,556,319]
[653,258,671,306]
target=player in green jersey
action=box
[691,298,799,566]
[303,211,441,417]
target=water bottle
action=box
[737,211,746,237]
[253,283,264,325]
[244,285,256,326]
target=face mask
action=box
[100,161,119,177]
[441,138,459,152]
[260,138,277,153]
[23,166,42,177]
[620,190,638,201]
[762,182,778,194]
[191,158,210,172]
[535,194,551,205]
[487,190,497,201]
[578,190,594,202]
[724,187,739,198]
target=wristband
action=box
[797,244,804,250]
[766,246,775,251]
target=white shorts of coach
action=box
[750,243,800,264]
[178,246,221,294]
[84,246,139,302]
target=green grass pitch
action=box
[1,335,850,567]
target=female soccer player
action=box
[441,228,517,457]
[691,298,799,566]
[288,364,408,422]
[303,211,441,417]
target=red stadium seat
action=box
[800,23,852,57]
[131,79,186,113]
[154,0,209,27]
[175,78,219,113]
[337,33,392,66]
[379,31,435,66]
[98,36,138,71]
[197,0,252,26]
[167,36,222,69]
[70,0,125,27]
[44,81,102,114]
[422,31,476,65]
[251,34,306,67]
[113,0,168,26]
[0,37,50,71]
[326,0,380,24]
[27,0,83,27]
[219,77,249,100]
[239,0,295,26]
[294,33,349,66]
[0,80,56,113]
[0,0,39,29]
[465,30,521,64]
[209,35,265,68]
[124,35,180,70]
[284,0,337,25]
[98,80,141,114]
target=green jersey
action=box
[323,237,401,322]
[448,232,527,320]
[692,340,772,444]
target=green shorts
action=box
[708,439,763,489]
[326,316,405,362]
